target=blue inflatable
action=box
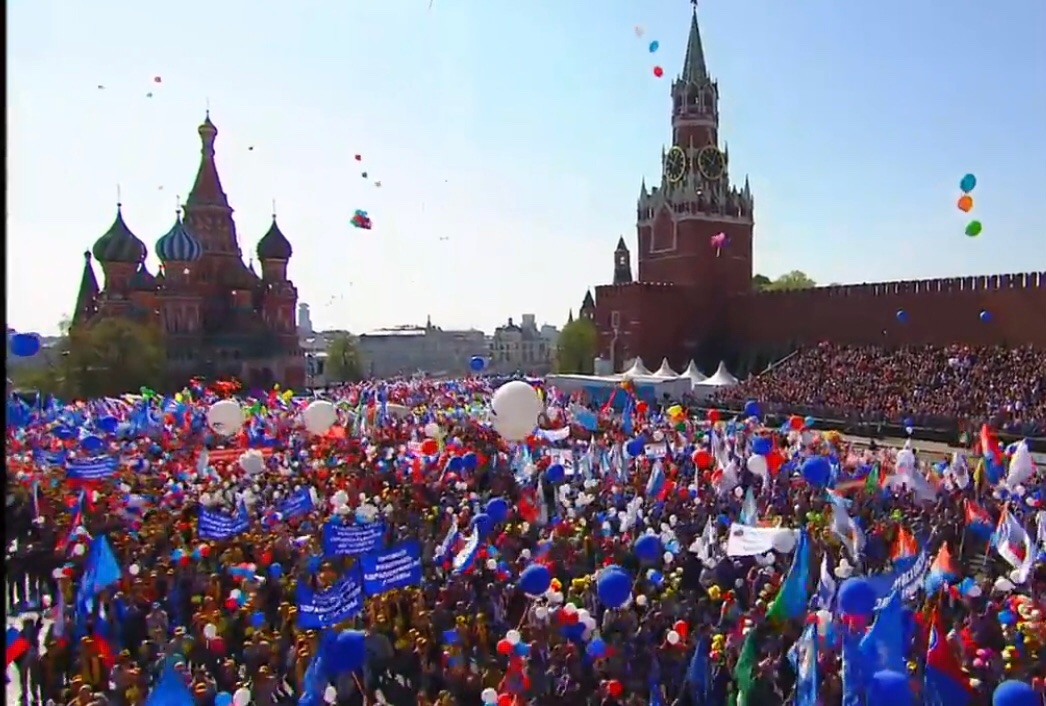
[751,436,771,455]
[485,497,509,523]
[743,400,762,419]
[867,670,912,706]
[801,456,831,487]
[9,333,40,358]
[471,513,493,536]
[633,534,662,562]
[518,564,552,597]
[993,681,1037,706]
[546,463,565,483]
[838,577,877,617]
[596,567,631,609]
[328,630,367,674]
[469,356,485,372]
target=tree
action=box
[766,270,816,291]
[555,317,598,374]
[30,317,167,398]
[325,333,364,382]
[752,274,772,291]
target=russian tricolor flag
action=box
[963,499,994,540]
[6,627,30,667]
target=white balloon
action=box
[424,422,441,438]
[486,558,497,570]
[490,381,542,441]
[505,629,521,645]
[323,686,337,704]
[233,687,251,706]
[303,400,337,435]
[815,609,833,636]
[129,564,141,576]
[582,616,597,630]
[635,594,648,606]
[73,543,85,556]
[480,688,498,704]
[666,630,680,645]
[204,623,218,640]
[663,551,674,564]
[239,449,266,476]
[207,399,243,436]
[533,606,548,620]
[746,455,768,477]
[772,530,798,554]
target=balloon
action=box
[481,688,497,705]
[8,333,41,357]
[546,463,565,483]
[420,438,438,455]
[496,639,512,655]
[586,637,607,658]
[896,309,908,323]
[469,355,486,372]
[693,449,712,469]
[424,421,441,438]
[801,456,831,487]
[97,416,119,433]
[471,513,493,536]
[497,695,512,706]
[485,497,509,523]
[959,173,977,193]
[625,437,645,457]
[80,435,104,453]
[743,400,762,419]
[980,310,991,322]
[207,399,243,436]
[957,194,974,212]
[633,534,662,562]
[215,693,233,706]
[233,688,251,706]
[490,380,542,441]
[666,630,680,645]
[838,578,877,617]
[504,629,521,646]
[518,564,552,597]
[303,400,337,435]
[653,66,664,78]
[596,566,631,609]
[204,623,218,640]
[965,220,983,237]
[606,680,623,697]
[674,620,688,639]
[328,630,367,674]
[867,670,911,705]
[648,40,659,53]
[993,680,1037,706]
[751,436,771,456]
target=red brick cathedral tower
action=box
[588,7,753,370]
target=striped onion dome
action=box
[92,205,147,264]
[155,214,203,263]
[256,216,293,260]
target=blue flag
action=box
[145,660,195,706]
[859,589,906,674]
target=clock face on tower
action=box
[664,145,687,183]
[697,145,726,180]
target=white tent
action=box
[652,358,680,379]
[621,357,652,376]
[682,360,707,383]
[702,361,740,387]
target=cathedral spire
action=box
[681,4,708,84]
[74,251,100,324]
[186,113,230,208]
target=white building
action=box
[487,315,557,374]
[356,318,486,378]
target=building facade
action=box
[357,318,487,378]
[74,114,306,388]
[584,9,1046,375]
[487,315,556,374]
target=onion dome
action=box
[129,263,157,292]
[155,214,203,262]
[256,216,293,260]
[92,205,147,264]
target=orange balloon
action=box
[957,195,974,213]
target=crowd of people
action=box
[5,374,1046,706]
[714,344,1046,437]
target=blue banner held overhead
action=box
[66,455,119,480]
[360,540,423,596]
[322,521,385,557]
[198,507,250,541]
[277,489,314,520]
[296,568,364,628]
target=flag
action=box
[924,542,959,592]
[924,605,972,706]
[739,487,758,526]
[75,535,122,625]
[733,628,758,706]
[864,462,883,492]
[815,553,837,611]
[891,526,919,561]
[5,627,30,667]
[766,530,810,623]
[963,499,994,540]
[145,659,196,706]
[788,625,819,706]
[840,624,867,706]
[299,635,331,706]
[859,589,906,674]
[994,506,1035,584]
[685,638,710,706]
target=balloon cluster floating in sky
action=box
[97,75,163,98]
[351,209,372,230]
[710,232,727,257]
[636,26,664,78]
[958,173,982,237]
[354,153,382,188]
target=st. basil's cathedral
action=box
[73,114,306,388]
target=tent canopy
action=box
[621,357,652,376]
[652,358,679,378]
[683,360,707,382]
[701,361,739,387]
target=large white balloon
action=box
[233,688,251,706]
[239,449,266,476]
[303,400,337,435]
[490,381,542,441]
[207,399,243,436]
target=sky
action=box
[8,0,1046,337]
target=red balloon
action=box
[421,438,438,455]
[707,409,720,423]
[225,598,238,611]
[497,694,513,706]
[496,639,513,655]
[674,620,688,639]
[653,66,664,78]
[692,449,712,469]
[607,680,623,697]
[789,415,804,431]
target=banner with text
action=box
[322,522,385,557]
[296,569,364,628]
[360,540,423,596]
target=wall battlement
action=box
[754,272,1045,300]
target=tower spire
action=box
[681,3,708,84]
[186,113,229,208]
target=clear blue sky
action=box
[8,0,1045,337]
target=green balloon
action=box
[965,220,983,237]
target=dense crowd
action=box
[5,376,1045,706]
[714,344,1046,436]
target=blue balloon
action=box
[959,173,977,193]
[447,456,464,472]
[896,309,908,323]
[586,637,607,658]
[513,641,530,657]
[80,435,104,453]
[980,309,991,322]
[9,333,40,358]
[53,426,75,440]
[518,564,552,596]
[545,463,565,483]
[97,416,119,434]
[596,567,631,609]
[215,693,233,706]
[327,630,367,675]
[269,563,283,578]
[801,456,831,487]
[867,670,911,706]
[993,681,1037,706]
[486,497,509,523]
[251,611,265,628]
[751,436,771,456]
[626,438,645,457]
[471,512,493,536]
[648,40,659,53]
[648,570,664,586]
[633,534,662,562]
[462,452,478,470]
[470,355,486,372]
[838,577,877,617]
[804,416,816,429]
[743,400,762,419]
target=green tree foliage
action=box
[759,270,817,291]
[19,317,167,398]
[325,333,364,382]
[555,317,598,374]
[752,274,772,290]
